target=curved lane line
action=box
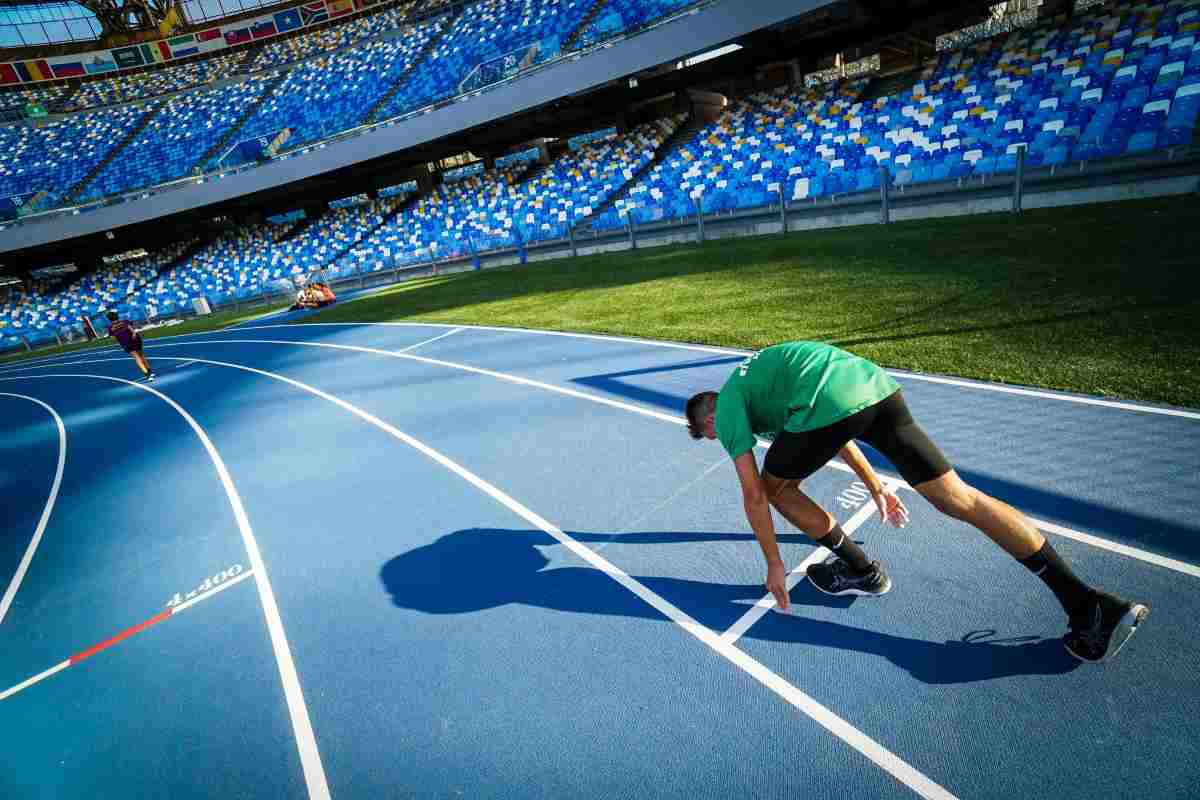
[226,321,1200,420]
[0,393,67,628]
[0,374,330,800]
[12,344,1200,579]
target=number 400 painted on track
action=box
[165,564,245,608]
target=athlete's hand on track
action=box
[873,488,909,529]
[766,560,790,611]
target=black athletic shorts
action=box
[762,390,951,487]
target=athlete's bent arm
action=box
[733,451,791,610]
[839,442,909,528]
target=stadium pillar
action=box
[1013,146,1026,214]
[568,224,577,258]
[879,166,891,224]
[695,196,705,243]
[21,336,30,352]
[627,218,638,250]
[778,188,787,234]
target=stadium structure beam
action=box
[75,0,179,37]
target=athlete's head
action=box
[685,391,718,440]
[105,311,118,322]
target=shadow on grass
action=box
[380,528,1080,685]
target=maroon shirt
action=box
[109,319,141,351]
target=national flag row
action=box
[0,0,389,86]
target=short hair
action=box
[105,310,118,321]
[685,391,718,440]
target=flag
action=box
[13,60,51,82]
[300,1,328,26]
[51,61,86,78]
[85,55,117,74]
[224,28,252,46]
[328,0,354,19]
[250,20,277,39]
[0,64,19,85]
[112,46,145,68]
[172,46,199,58]
[138,42,167,64]
[196,27,223,42]
[274,7,303,33]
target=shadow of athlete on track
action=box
[380,528,1079,686]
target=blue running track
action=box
[1,322,1198,799]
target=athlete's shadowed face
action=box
[701,413,717,440]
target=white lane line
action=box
[0,344,123,374]
[0,661,70,702]
[0,373,331,800]
[0,393,67,628]
[15,347,1200,580]
[30,353,952,800]
[219,321,748,356]
[222,322,1200,420]
[394,327,463,353]
[0,570,254,703]
[12,321,1196,419]
[890,372,1200,420]
[719,488,892,646]
[174,569,254,613]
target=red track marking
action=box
[70,609,172,665]
[0,569,253,703]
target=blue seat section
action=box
[5,1,1200,221]
[339,117,680,271]
[579,0,700,45]
[233,17,444,151]
[0,240,194,340]
[377,0,594,120]
[136,198,404,305]
[78,74,275,202]
[66,51,244,111]
[247,3,413,71]
[0,103,156,207]
[0,197,408,334]
[0,84,70,113]
[587,0,1200,229]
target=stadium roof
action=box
[0,0,288,47]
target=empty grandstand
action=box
[0,0,1197,351]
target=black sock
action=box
[816,525,872,574]
[1020,541,1095,617]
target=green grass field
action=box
[4,197,1196,408]
[307,196,1200,408]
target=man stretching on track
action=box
[685,341,1148,663]
[105,311,156,382]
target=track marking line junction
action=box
[0,568,253,703]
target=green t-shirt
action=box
[715,341,900,460]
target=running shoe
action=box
[1063,593,1150,663]
[807,556,892,597]
[146,373,156,383]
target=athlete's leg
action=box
[761,472,836,539]
[763,416,890,595]
[863,391,1148,659]
[131,350,150,377]
[913,470,1043,558]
